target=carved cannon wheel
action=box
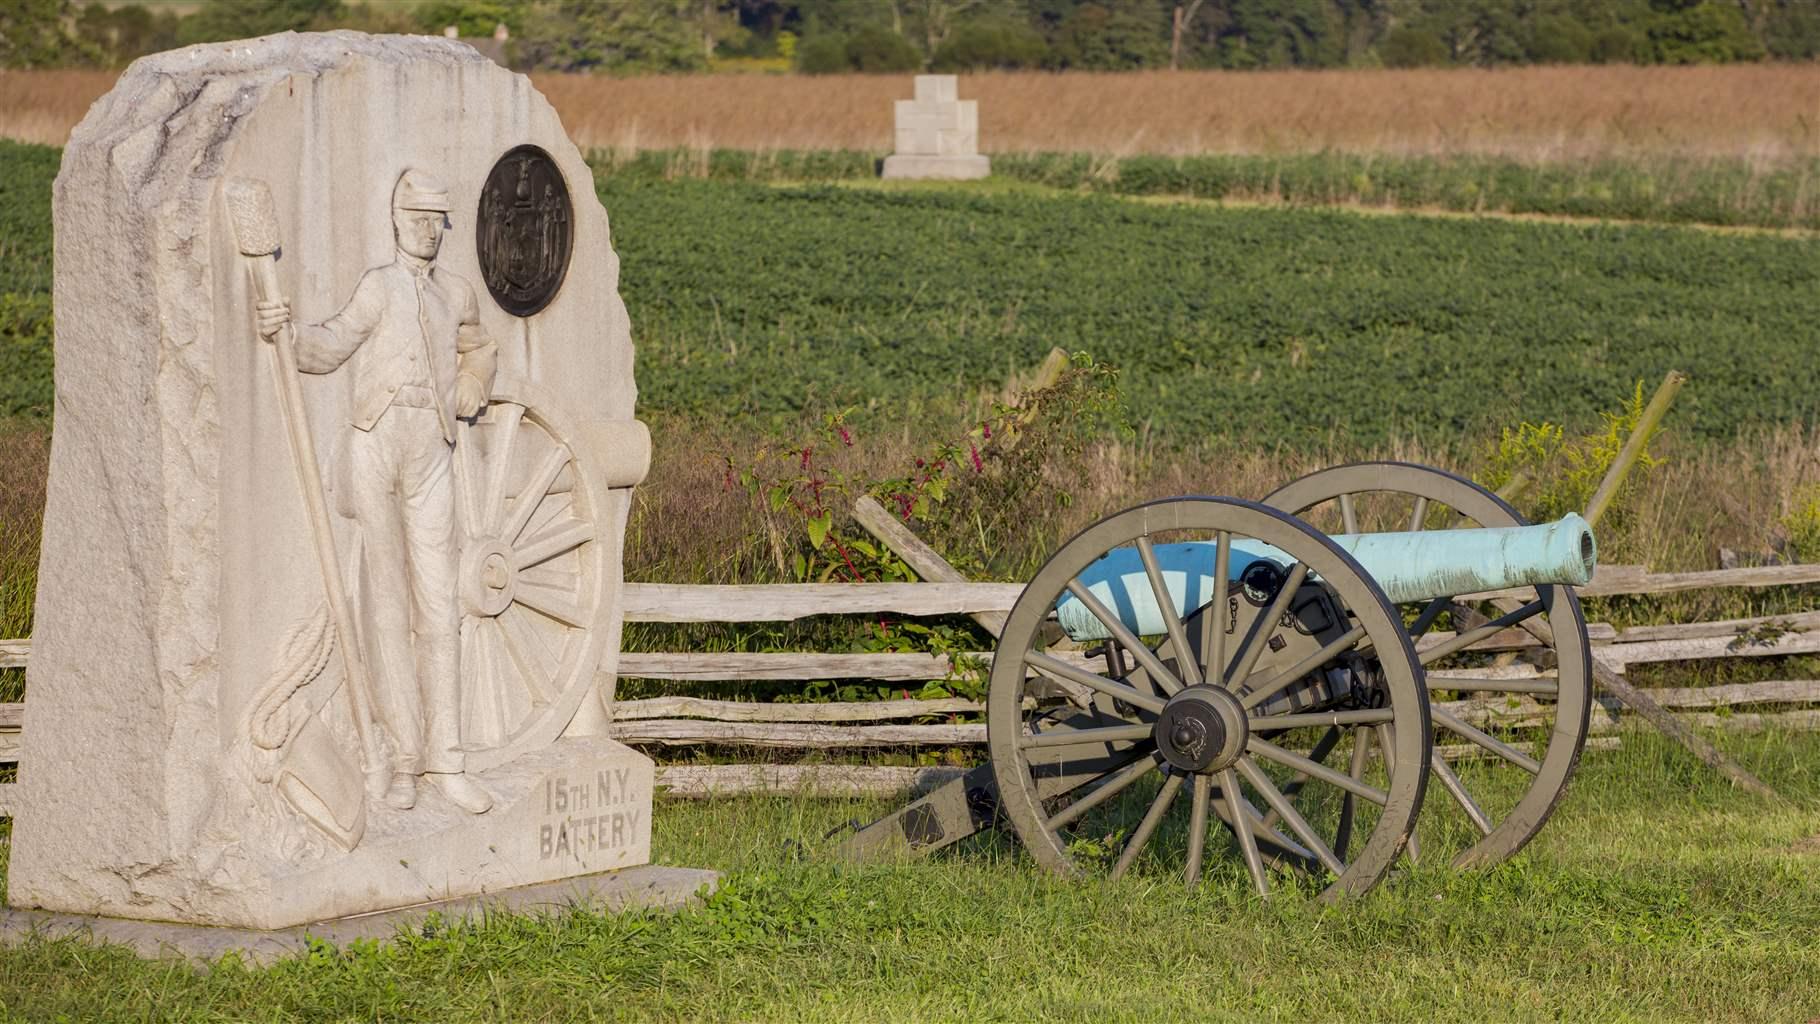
[1264,462,1593,869]
[987,497,1431,899]
[454,375,615,773]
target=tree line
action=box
[3,0,1814,74]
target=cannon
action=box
[837,462,1595,898]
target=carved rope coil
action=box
[247,603,335,758]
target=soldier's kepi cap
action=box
[392,168,451,213]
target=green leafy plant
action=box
[872,352,1126,583]
[1780,483,1820,562]
[1477,380,1664,524]
[717,352,1124,701]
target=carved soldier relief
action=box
[238,169,621,854]
[477,144,573,317]
[8,35,656,931]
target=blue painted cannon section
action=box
[1054,514,1596,643]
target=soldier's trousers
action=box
[344,404,463,776]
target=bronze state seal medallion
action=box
[477,144,573,317]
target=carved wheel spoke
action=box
[481,404,524,536]
[453,379,616,772]
[513,520,591,572]
[498,605,559,705]
[503,446,572,545]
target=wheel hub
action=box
[1155,685,1248,773]
[461,536,516,617]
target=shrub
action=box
[1380,27,1448,68]
[1046,0,1167,70]
[846,26,922,72]
[414,1,518,38]
[797,26,923,74]
[794,32,849,74]
[931,17,1048,71]
[1590,26,1647,63]
[1648,1,1766,64]
[1530,14,1594,64]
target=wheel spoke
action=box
[1238,756,1344,878]
[1375,723,1418,864]
[1200,531,1232,691]
[1109,772,1184,881]
[1247,736,1389,806]
[1338,493,1359,535]
[521,491,574,545]
[512,519,591,571]
[1137,536,1201,687]
[498,605,558,704]
[1025,651,1166,715]
[481,404,524,536]
[1419,599,1544,666]
[1259,726,1342,830]
[1219,786,1320,868]
[1046,753,1163,830]
[518,565,581,592]
[1408,496,1430,532]
[484,618,515,729]
[459,617,484,741]
[456,426,485,538]
[501,445,571,545]
[1432,706,1542,774]
[1019,722,1154,750]
[1223,562,1310,688]
[1429,750,1495,836]
[1063,580,1187,697]
[1335,725,1372,860]
[1220,768,1268,896]
[1184,773,1212,886]
[514,578,588,628]
[1408,596,1449,639]
[1239,623,1368,712]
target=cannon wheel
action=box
[987,496,1431,899]
[454,375,615,773]
[1264,462,1593,869]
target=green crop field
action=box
[4,139,1820,446]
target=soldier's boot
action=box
[384,772,417,810]
[430,771,493,814]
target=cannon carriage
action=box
[839,462,1596,897]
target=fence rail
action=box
[6,565,1820,807]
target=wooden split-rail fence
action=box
[5,557,1820,815]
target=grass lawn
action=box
[2,730,1817,1022]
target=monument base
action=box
[0,864,719,963]
[882,154,991,180]
[6,735,663,930]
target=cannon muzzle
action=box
[1056,514,1595,642]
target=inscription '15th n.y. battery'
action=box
[540,770,642,861]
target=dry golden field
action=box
[5,63,1820,160]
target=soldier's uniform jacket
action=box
[295,253,498,442]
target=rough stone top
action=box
[74,32,495,153]
[125,30,488,80]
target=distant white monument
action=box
[882,75,990,181]
[3,31,701,935]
